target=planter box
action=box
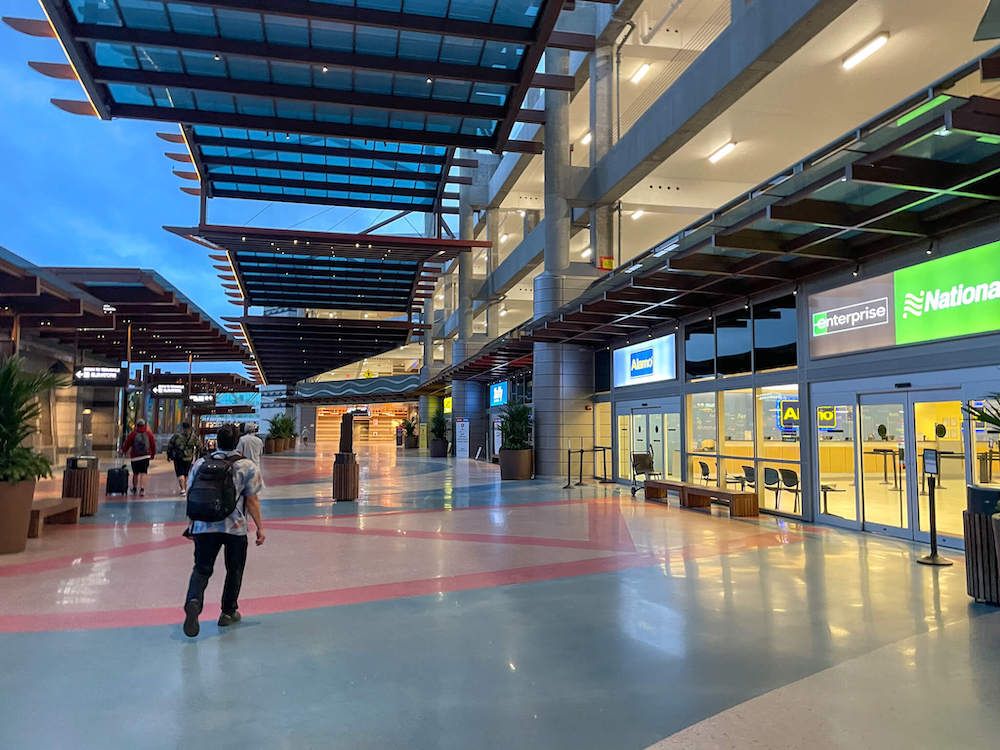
[264,438,275,454]
[430,438,448,458]
[0,480,36,554]
[499,449,533,480]
[404,435,419,449]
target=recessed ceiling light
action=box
[500,233,510,243]
[630,63,651,84]
[631,209,645,220]
[708,141,737,164]
[580,132,592,145]
[581,247,592,259]
[842,33,889,71]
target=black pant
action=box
[186,533,248,615]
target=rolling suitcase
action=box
[106,463,129,495]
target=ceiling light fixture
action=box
[500,233,510,243]
[581,247,592,259]
[708,141,737,164]
[842,32,889,71]
[631,209,645,221]
[580,132,592,145]
[630,63,651,84]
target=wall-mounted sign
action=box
[816,406,838,429]
[778,400,800,429]
[489,381,509,408]
[189,393,215,405]
[443,396,453,414]
[809,240,1000,358]
[152,384,186,397]
[612,334,676,388]
[73,366,126,387]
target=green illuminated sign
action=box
[808,239,1000,357]
[893,241,1000,345]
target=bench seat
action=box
[644,480,759,517]
[28,496,81,538]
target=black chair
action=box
[698,460,717,485]
[630,451,662,496]
[779,468,801,513]
[763,467,781,508]
[741,465,757,490]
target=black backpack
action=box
[133,430,150,456]
[186,454,241,522]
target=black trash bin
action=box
[963,486,1000,605]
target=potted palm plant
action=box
[429,410,448,457]
[401,417,419,449]
[0,356,65,554]
[498,403,533,480]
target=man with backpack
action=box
[166,422,201,496]
[121,418,156,496]
[182,424,265,638]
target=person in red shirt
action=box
[121,418,157,496]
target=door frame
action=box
[612,397,681,483]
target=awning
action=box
[148,370,257,393]
[42,267,248,362]
[168,223,486,316]
[228,315,415,384]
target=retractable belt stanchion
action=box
[575,449,586,487]
[917,449,952,567]
[563,448,574,490]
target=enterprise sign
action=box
[613,334,676,388]
[809,240,1000,358]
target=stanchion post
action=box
[917,468,953,567]
[575,448,585,486]
[562,448,573,490]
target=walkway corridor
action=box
[2,445,998,749]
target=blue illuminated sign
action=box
[613,334,677,388]
[490,381,509,407]
[629,348,654,377]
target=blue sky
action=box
[0,1,436,373]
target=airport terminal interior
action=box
[3,1,1000,748]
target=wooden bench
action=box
[644,479,759,518]
[28,496,81,538]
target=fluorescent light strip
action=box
[630,63,651,84]
[842,33,889,71]
[652,242,680,257]
[631,209,645,220]
[708,141,736,163]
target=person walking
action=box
[167,422,201,496]
[236,426,264,467]
[182,424,264,637]
[300,425,310,445]
[121,418,156,496]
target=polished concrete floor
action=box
[2,444,998,749]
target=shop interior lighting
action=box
[708,141,737,164]
[842,33,889,71]
[630,63,652,84]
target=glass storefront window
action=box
[719,389,754,489]
[970,397,1000,489]
[685,320,715,381]
[690,454,719,486]
[756,385,801,513]
[753,295,797,371]
[716,309,752,377]
[617,413,631,480]
[817,403,856,520]
[687,392,717,452]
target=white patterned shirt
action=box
[188,450,263,536]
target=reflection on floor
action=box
[2,444,998,749]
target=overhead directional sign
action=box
[73,366,126,387]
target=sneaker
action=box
[183,598,202,638]
[130,486,137,495]
[139,488,145,496]
[180,488,186,496]
[218,611,242,627]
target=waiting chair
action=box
[630,451,662,496]
[741,465,757,491]
[698,460,717,485]
[763,467,782,508]
[779,468,801,514]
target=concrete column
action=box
[589,44,615,268]
[455,187,475,351]
[531,48,595,477]
[486,208,501,340]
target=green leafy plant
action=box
[499,403,532,451]
[0,356,66,483]
[964,396,1000,431]
[267,413,297,439]
[429,410,448,441]
[401,417,417,437]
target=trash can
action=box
[63,457,101,517]
[963,486,1000,605]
